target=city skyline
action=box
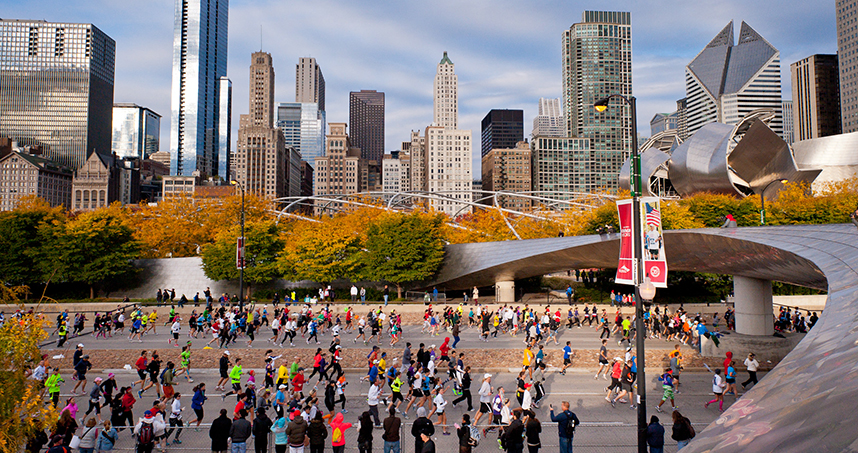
[0,0,837,174]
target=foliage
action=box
[129,194,275,258]
[0,196,66,288]
[680,192,759,227]
[0,303,57,453]
[361,212,446,296]
[32,204,140,298]
[278,215,364,284]
[766,181,858,225]
[660,199,706,230]
[201,221,285,293]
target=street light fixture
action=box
[594,93,651,453]
[759,179,789,225]
[230,179,245,310]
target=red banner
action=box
[640,197,668,288]
[236,236,246,269]
[616,199,634,285]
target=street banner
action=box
[236,236,246,269]
[616,199,635,285]
[641,197,668,287]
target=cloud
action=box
[0,0,837,177]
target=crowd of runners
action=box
[29,295,809,453]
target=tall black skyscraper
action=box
[480,109,523,157]
[0,19,115,170]
[349,90,385,163]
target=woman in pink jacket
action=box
[330,412,353,453]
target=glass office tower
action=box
[169,0,228,177]
[0,19,115,170]
[276,102,325,167]
[562,11,633,192]
[112,104,160,160]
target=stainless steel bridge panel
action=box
[431,224,858,452]
[667,123,739,196]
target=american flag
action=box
[646,204,661,228]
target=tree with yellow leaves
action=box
[278,214,365,285]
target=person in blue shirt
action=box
[549,401,579,453]
[656,369,676,412]
[274,385,287,419]
[696,321,709,353]
[560,341,574,375]
[189,383,207,429]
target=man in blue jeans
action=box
[549,401,579,453]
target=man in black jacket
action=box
[209,409,232,453]
[549,401,579,453]
[251,407,273,453]
[229,409,252,453]
[419,430,436,453]
[411,407,434,453]
[452,366,473,411]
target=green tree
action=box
[361,212,447,298]
[201,221,284,298]
[0,196,66,289]
[34,205,140,299]
[278,217,364,286]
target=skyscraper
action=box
[837,0,858,132]
[562,11,633,192]
[480,109,523,158]
[218,76,232,179]
[531,98,564,138]
[112,104,161,160]
[782,100,795,145]
[276,102,325,166]
[685,21,784,138]
[482,141,532,210]
[234,52,286,198]
[791,54,841,141]
[296,57,325,112]
[314,123,365,213]
[349,90,385,163]
[169,0,229,178]
[426,52,472,216]
[433,51,458,128]
[0,19,115,170]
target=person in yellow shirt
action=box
[523,345,535,379]
[378,352,387,376]
[276,363,289,387]
[147,310,158,334]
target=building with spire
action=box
[425,52,472,216]
[685,21,784,139]
[169,0,229,178]
[233,52,287,198]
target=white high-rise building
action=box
[433,52,458,129]
[425,52,471,216]
[296,57,325,112]
[685,21,783,139]
[532,98,564,138]
[782,100,794,144]
[169,0,229,178]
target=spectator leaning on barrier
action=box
[646,415,665,453]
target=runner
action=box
[594,339,609,380]
[655,368,676,413]
[705,369,726,412]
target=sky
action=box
[1,0,838,174]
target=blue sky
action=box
[1,0,837,172]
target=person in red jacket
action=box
[330,412,352,453]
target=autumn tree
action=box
[0,196,66,288]
[33,204,140,298]
[201,220,284,298]
[278,215,364,285]
[361,212,446,298]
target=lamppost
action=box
[230,180,245,310]
[594,94,655,453]
[759,179,788,225]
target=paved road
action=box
[42,321,689,353]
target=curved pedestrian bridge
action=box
[432,224,858,452]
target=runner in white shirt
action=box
[169,319,181,346]
[431,384,449,434]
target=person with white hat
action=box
[474,373,493,426]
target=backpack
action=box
[564,412,577,437]
[137,422,154,445]
[468,425,481,447]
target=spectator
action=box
[419,430,435,453]
[671,410,695,450]
[285,410,308,452]
[133,410,164,453]
[329,412,352,453]
[96,420,118,453]
[307,412,327,453]
[357,411,374,453]
[525,410,542,453]
[211,409,232,453]
[456,413,474,453]
[503,408,525,453]
[229,409,252,453]
[77,417,99,453]
[382,406,401,453]
[252,407,273,453]
[549,401,579,453]
[646,415,665,453]
[411,407,434,453]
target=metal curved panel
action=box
[431,223,858,452]
[619,147,671,196]
[668,122,739,195]
[793,131,858,188]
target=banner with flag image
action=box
[615,199,635,285]
[641,197,667,287]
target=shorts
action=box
[726,378,735,384]
[213,332,219,339]
[358,327,365,335]
[115,322,124,329]
[137,370,147,381]
[391,392,403,403]
[564,358,572,365]
[599,359,609,365]
[193,408,204,420]
[163,385,175,399]
[480,402,491,413]
[623,382,633,392]
[149,372,158,383]
[173,333,179,340]
[662,385,674,401]
[232,383,241,392]
[220,370,229,379]
[412,389,423,398]
[77,372,87,381]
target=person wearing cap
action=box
[72,353,92,395]
[742,352,760,390]
[274,384,288,419]
[285,408,308,452]
[84,376,104,423]
[474,373,492,426]
[134,410,166,453]
[412,407,434,453]
[100,373,118,409]
[73,344,85,369]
